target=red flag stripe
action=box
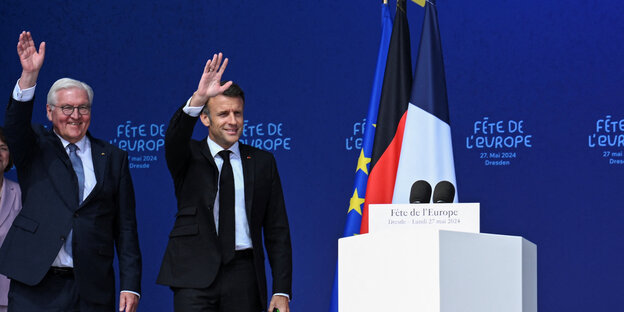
[360,111,408,234]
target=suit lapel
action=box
[240,144,255,220]
[45,130,80,211]
[82,137,108,206]
[199,139,217,169]
[198,139,220,233]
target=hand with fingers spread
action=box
[16,31,45,89]
[189,53,234,108]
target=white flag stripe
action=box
[392,103,457,203]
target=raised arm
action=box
[5,32,45,168]
[16,31,45,89]
[189,53,233,108]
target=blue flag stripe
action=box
[410,1,451,125]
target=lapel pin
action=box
[101,152,105,156]
[246,156,252,159]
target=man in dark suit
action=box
[157,53,292,312]
[0,31,141,311]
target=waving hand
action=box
[16,31,45,89]
[189,53,233,107]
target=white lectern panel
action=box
[338,229,536,312]
[339,229,442,312]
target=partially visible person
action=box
[0,128,21,312]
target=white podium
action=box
[338,229,537,312]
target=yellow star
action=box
[348,189,365,215]
[355,149,371,174]
[412,0,425,7]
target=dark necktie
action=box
[66,143,85,257]
[218,150,235,264]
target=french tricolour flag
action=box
[393,0,457,204]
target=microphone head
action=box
[410,180,432,204]
[433,181,455,203]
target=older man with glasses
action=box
[0,31,142,312]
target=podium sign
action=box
[369,203,480,233]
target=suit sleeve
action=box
[4,96,37,169]
[114,150,142,294]
[262,156,293,298]
[165,104,200,188]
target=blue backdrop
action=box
[1,0,623,311]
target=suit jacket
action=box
[0,178,21,306]
[157,105,292,308]
[0,97,142,306]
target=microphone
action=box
[432,181,455,203]
[409,180,432,204]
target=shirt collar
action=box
[55,132,89,152]
[207,137,240,159]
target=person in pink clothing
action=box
[0,128,21,312]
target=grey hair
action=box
[46,78,94,106]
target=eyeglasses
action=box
[54,105,92,116]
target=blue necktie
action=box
[68,143,84,203]
[66,143,85,257]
